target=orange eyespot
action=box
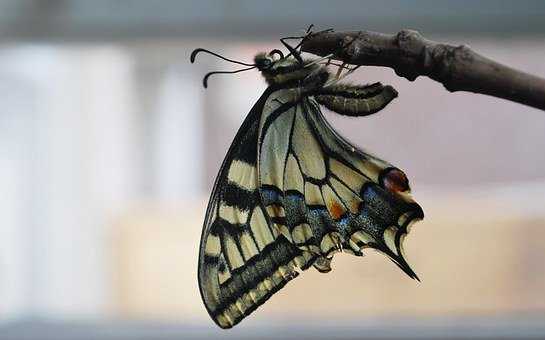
[382,168,410,193]
[328,201,344,220]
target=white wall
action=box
[0,42,207,320]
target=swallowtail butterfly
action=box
[191,28,424,329]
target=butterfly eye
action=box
[255,57,273,70]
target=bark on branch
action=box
[301,29,545,111]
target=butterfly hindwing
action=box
[257,90,424,276]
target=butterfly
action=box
[191,29,424,329]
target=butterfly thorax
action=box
[254,52,329,91]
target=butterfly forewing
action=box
[198,88,313,329]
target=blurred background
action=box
[1,1,545,339]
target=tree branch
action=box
[301,29,545,111]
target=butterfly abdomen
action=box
[315,83,398,116]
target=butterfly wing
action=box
[258,92,424,277]
[198,87,316,329]
[200,85,424,329]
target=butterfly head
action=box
[254,50,327,87]
[191,47,327,89]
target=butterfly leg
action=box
[315,82,398,117]
[280,37,304,64]
[334,62,346,79]
[280,26,334,64]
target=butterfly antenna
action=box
[190,48,255,67]
[202,66,256,88]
